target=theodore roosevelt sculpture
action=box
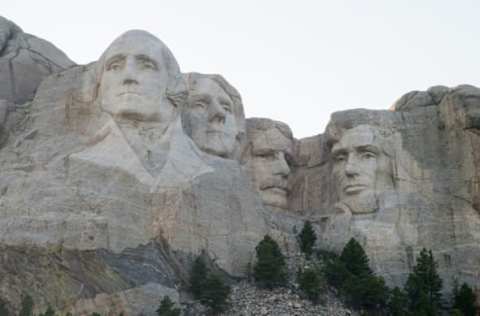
[331,124,394,214]
[245,118,294,210]
[182,73,245,159]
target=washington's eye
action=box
[137,56,158,70]
[107,61,123,71]
[141,60,157,70]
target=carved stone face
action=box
[247,120,293,210]
[331,125,393,214]
[98,31,174,123]
[184,77,238,158]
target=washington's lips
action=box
[343,183,368,194]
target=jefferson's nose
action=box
[209,101,226,124]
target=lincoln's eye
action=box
[361,151,377,159]
[194,101,207,109]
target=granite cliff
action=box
[0,17,479,314]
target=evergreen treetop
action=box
[156,296,180,316]
[253,235,287,289]
[340,238,372,277]
[298,220,317,258]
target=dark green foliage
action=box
[199,274,231,314]
[38,305,56,316]
[323,238,388,311]
[324,256,350,289]
[190,256,208,299]
[90,313,101,316]
[453,283,477,316]
[297,266,324,303]
[253,235,287,289]
[189,254,231,314]
[156,296,181,316]
[450,309,464,316]
[405,248,442,316]
[19,294,34,316]
[340,238,372,277]
[388,287,409,316]
[298,220,317,259]
[0,298,9,316]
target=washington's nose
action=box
[209,101,226,124]
[122,58,139,85]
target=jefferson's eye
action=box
[194,102,206,109]
[221,102,232,113]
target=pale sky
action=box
[3,1,480,138]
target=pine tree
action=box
[298,220,317,259]
[388,287,409,316]
[453,283,476,316]
[19,294,34,316]
[190,255,208,299]
[340,238,372,277]
[38,305,56,316]
[156,296,181,316]
[253,235,287,289]
[405,248,443,316]
[297,266,324,302]
[199,274,231,314]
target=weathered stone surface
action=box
[183,73,246,160]
[1,18,480,313]
[292,86,480,292]
[0,16,74,105]
[244,118,294,211]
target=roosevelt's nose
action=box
[208,100,226,124]
[273,152,291,177]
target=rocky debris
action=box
[222,281,355,316]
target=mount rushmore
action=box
[0,16,479,314]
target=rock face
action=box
[1,17,480,314]
[292,85,480,291]
[0,16,74,105]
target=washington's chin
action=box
[260,187,288,210]
[102,102,168,122]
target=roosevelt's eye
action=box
[334,154,347,163]
[194,101,207,109]
[256,152,275,160]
